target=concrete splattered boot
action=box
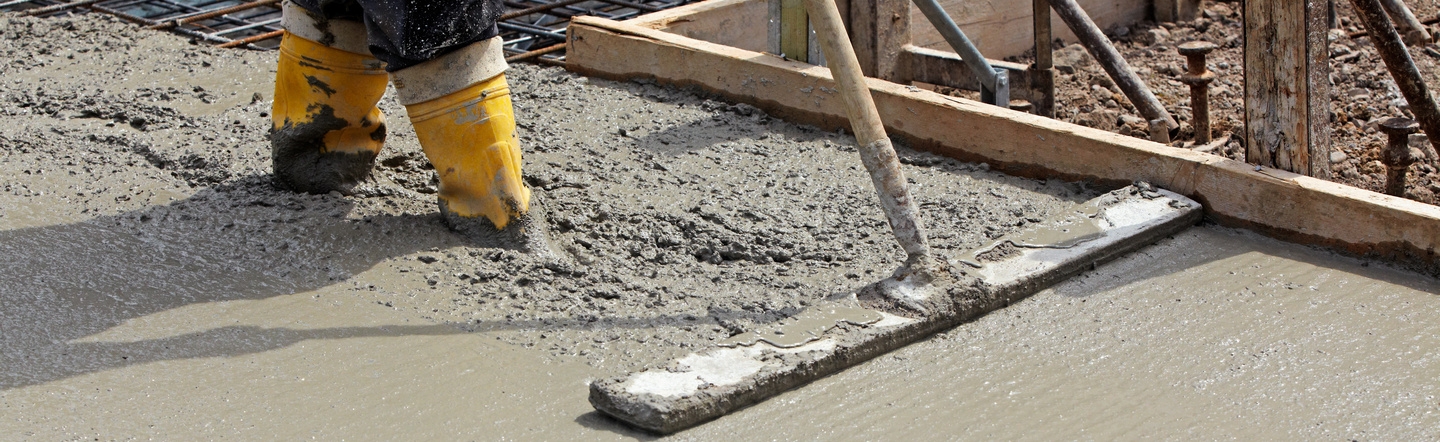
[392,38,553,255]
[269,4,387,194]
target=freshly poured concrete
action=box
[3,12,1439,440]
[684,226,1440,440]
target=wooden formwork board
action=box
[632,0,1151,59]
[909,0,1148,58]
[565,16,1440,276]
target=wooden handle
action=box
[802,0,930,264]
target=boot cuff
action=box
[390,37,509,106]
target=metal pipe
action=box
[802,0,931,266]
[1377,0,1432,44]
[909,0,1003,102]
[500,0,591,20]
[1351,0,1440,155]
[1048,0,1178,134]
[147,0,279,30]
[596,0,659,13]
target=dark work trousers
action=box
[291,0,505,72]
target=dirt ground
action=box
[993,0,1440,204]
[4,10,1440,440]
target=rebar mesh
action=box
[2,0,698,63]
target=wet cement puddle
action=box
[719,305,883,348]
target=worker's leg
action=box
[270,0,389,194]
[357,0,532,231]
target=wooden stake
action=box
[1243,0,1332,178]
[846,0,909,80]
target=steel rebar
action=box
[1048,0,1177,137]
[500,0,591,20]
[147,0,279,30]
[1351,0,1440,155]
[506,42,566,62]
[21,0,104,16]
[215,28,281,48]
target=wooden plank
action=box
[1155,0,1178,22]
[566,16,1440,276]
[846,0,909,80]
[909,0,1149,58]
[780,0,809,61]
[627,0,770,52]
[1244,0,1332,178]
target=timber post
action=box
[847,0,909,81]
[1031,0,1055,117]
[1243,0,1332,178]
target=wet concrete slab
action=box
[680,225,1440,440]
[2,13,1438,440]
[6,182,1437,440]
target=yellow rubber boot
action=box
[269,32,389,194]
[405,73,531,230]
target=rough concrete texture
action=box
[3,12,1438,440]
[590,187,1202,434]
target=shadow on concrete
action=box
[0,175,475,389]
[573,411,660,440]
[0,174,815,390]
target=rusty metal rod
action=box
[87,4,156,25]
[215,29,283,48]
[20,0,104,16]
[1351,0,1440,155]
[500,0,591,20]
[146,0,280,30]
[802,0,931,266]
[598,0,659,13]
[506,42,566,62]
[1179,41,1218,144]
[1379,117,1420,197]
[1048,0,1178,135]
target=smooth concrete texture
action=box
[682,226,1440,440]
